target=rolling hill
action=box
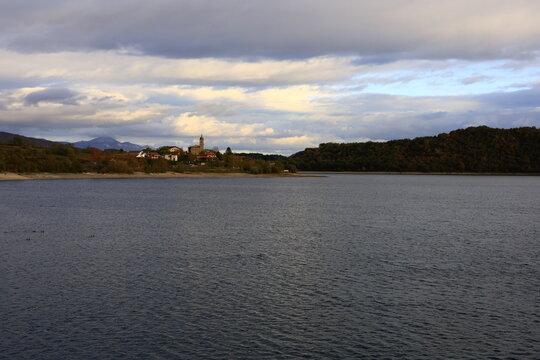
[290,126,540,173]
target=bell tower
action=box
[199,134,204,151]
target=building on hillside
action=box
[163,154,178,161]
[188,134,205,155]
[168,146,182,154]
[137,151,161,159]
[197,151,217,162]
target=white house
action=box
[163,154,178,161]
[168,147,182,153]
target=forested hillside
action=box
[0,132,57,148]
[290,126,540,172]
[0,138,296,174]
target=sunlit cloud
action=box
[166,112,275,138]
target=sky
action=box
[1,0,539,154]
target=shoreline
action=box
[300,171,540,176]
[0,171,317,181]
[2,171,537,181]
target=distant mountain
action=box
[0,131,57,147]
[72,136,146,151]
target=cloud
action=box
[460,75,492,85]
[1,1,539,154]
[23,88,84,106]
[1,1,540,61]
[268,135,320,147]
[156,84,326,114]
[0,49,359,87]
[474,86,540,108]
[0,87,164,129]
[2,81,539,154]
[166,112,275,137]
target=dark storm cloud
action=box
[23,88,84,106]
[2,0,540,61]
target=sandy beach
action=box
[0,171,315,181]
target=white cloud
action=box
[0,87,165,127]
[166,112,275,137]
[268,135,320,147]
[0,49,358,87]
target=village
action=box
[135,134,220,164]
[0,132,297,174]
[127,134,294,174]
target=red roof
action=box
[197,151,218,160]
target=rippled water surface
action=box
[1,175,539,359]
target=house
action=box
[163,154,178,161]
[136,151,161,159]
[168,146,182,153]
[137,148,180,161]
[197,151,218,162]
[135,136,216,162]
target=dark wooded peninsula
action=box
[290,126,540,173]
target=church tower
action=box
[199,134,204,151]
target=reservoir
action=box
[1,175,539,359]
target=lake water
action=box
[1,175,539,359]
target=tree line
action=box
[0,138,296,174]
[290,126,540,173]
